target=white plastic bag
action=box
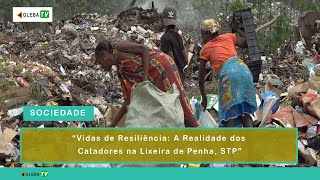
[189,97,198,115]
[199,109,219,128]
[190,97,218,128]
[7,107,23,118]
[259,96,277,127]
[125,81,184,127]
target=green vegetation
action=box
[23,72,34,83]
[0,64,23,75]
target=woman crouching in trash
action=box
[95,40,199,127]
[198,18,257,127]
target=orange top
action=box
[200,33,237,74]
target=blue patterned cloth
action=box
[218,56,257,127]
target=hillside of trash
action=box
[0,7,320,167]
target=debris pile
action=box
[115,7,164,33]
[0,6,319,168]
[253,18,320,166]
[0,7,201,167]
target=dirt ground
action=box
[0,79,32,110]
[186,80,218,99]
[0,32,15,44]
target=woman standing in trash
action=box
[95,40,199,127]
[198,18,257,127]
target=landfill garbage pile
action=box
[0,7,203,167]
[256,12,320,92]
[252,24,320,167]
[115,7,164,33]
[0,6,319,167]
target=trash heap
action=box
[253,28,320,167]
[115,7,164,33]
[0,7,319,167]
[0,8,201,167]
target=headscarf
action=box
[200,19,221,34]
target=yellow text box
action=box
[21,128,297,163]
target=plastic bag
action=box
[259,96,277,127]
[199,109,219,128]
[189,97,198,116]
[125,81,184,128]
[190,97,219,128]
[192,94,218,110]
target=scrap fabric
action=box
[218,56,257,126]
[115,49,199,127]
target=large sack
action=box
[125,81,184,128]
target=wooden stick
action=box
[256,13,281,33]
[205,69,213,80]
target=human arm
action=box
[233,26,248,48]
[228,16,248,48]
[235,36,248,48]
[107,99,128,127]
[199,59,207,110]
[233,27,248,48]
[115,42,150,81]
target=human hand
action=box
[228,15,240,32]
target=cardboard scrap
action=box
[0,128,4,154]
[301,113,319,125]
[293,110,312,127]
[264,82,282,97]
[301,89,320,119]
[298,140,317,166]
[2,128,17,144]
[288,80,320,97]
[267,107,316,128]
[104,104,126,127]
[267,107,295,127]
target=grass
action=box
[0,62,46,110]
[12,65,23,75]
[0,64,11,74]
[0,78,16,91]
[23,72,34,83]
[0,79,32,110]
[0,64,23,75]
[0,79,44,111]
